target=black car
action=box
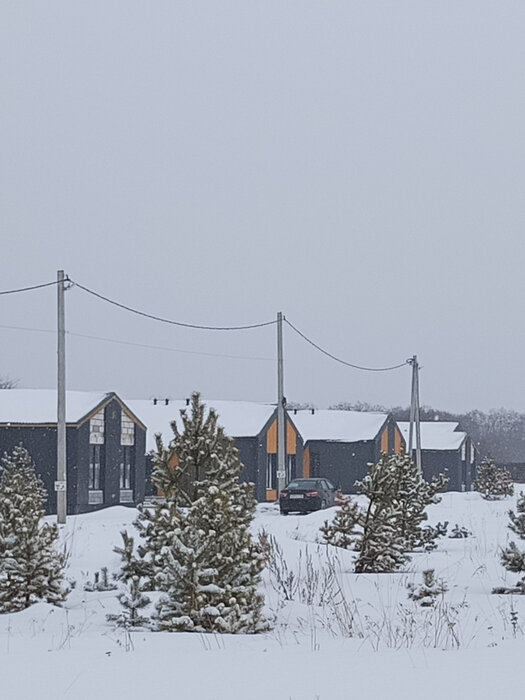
[279,478,337,515]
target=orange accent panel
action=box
[303,445,310,478]
[381,429,389,453]
[286,421,297,454]
[266,488,277,501]
[394,428,403,454]
[267,420,277,454]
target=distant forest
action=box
[294,401,525,465]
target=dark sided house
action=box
[290,409,405,493]
[126,398,304,502]
[0,389,146,514]
[397,421,477,491]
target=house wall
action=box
[305,439,377,493]
[417,439,477,492]
[0,398,146,515]
[0,424,78,515]
[76,398,146,513]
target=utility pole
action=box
[276,311,286,495]
[408,355,422,475]
[56,270,67,524]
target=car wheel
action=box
[280,509,288,516]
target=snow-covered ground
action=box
[1,491,525,699]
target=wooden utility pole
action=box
[56,270,67,524]
[276,311,286,495]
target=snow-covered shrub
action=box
[407,569,448,607]
[0,445,68,613]
[474,457,514,500]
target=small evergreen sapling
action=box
[407,569,448,607]
[474,457,514,500]
[321,498,361,550]
[508,492,525,539]
[494,493,525,594]
[108,533,151,627]
[0,445,67,613]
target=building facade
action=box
[0,390,146,514]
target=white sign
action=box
[276,470,286,479]
[54,481,66,492]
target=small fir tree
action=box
[407,569,448,607]
[0,445,67,612]
[474,457,514,500]
[494,493,525,594]
[108,533,151,628]
[354,454,408,574]
[135,393,268,633]
[508,492,525,539]
[321,499,361,549]
[392,452,447,551]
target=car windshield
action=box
[286,480,319,490]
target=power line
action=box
[0,323,275,362]
[0,280,60,296]
[70,279,278,331]
[284,318,409,372]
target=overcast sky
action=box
[1,1,525,413]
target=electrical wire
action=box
[70,279,278,331]
[67,330,275,361]
[0,280,60,296]
[0,277,410,372]
[284,318,409,372]
[0,324,275,362]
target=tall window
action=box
[120,445,134,490]
[89,444,103,490]
[266,453,277,490]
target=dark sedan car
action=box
[279,478,337,515]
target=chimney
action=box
[186,397,190,406]
[311,408,315,415]
[153,398,157,405]
[294,409,297,415]
[165,398,169,406]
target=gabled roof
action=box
[397,421,466,451]
[290,409,389,443]
[0,389,145,428]
[125,398,277,451]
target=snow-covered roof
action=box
[126,398,276,451]
[397,421,466,451]
[0,389,114,425]
[290,409,388,443]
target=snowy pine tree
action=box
[474,457,514,500]
[394,452,448,551]
[354,454,408,573]
[508,492,525,539]
[407,569,448,607]
[0,445,67,612]
[495,492,525,594]
[137,393,268,633]
[321,498,361,549]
